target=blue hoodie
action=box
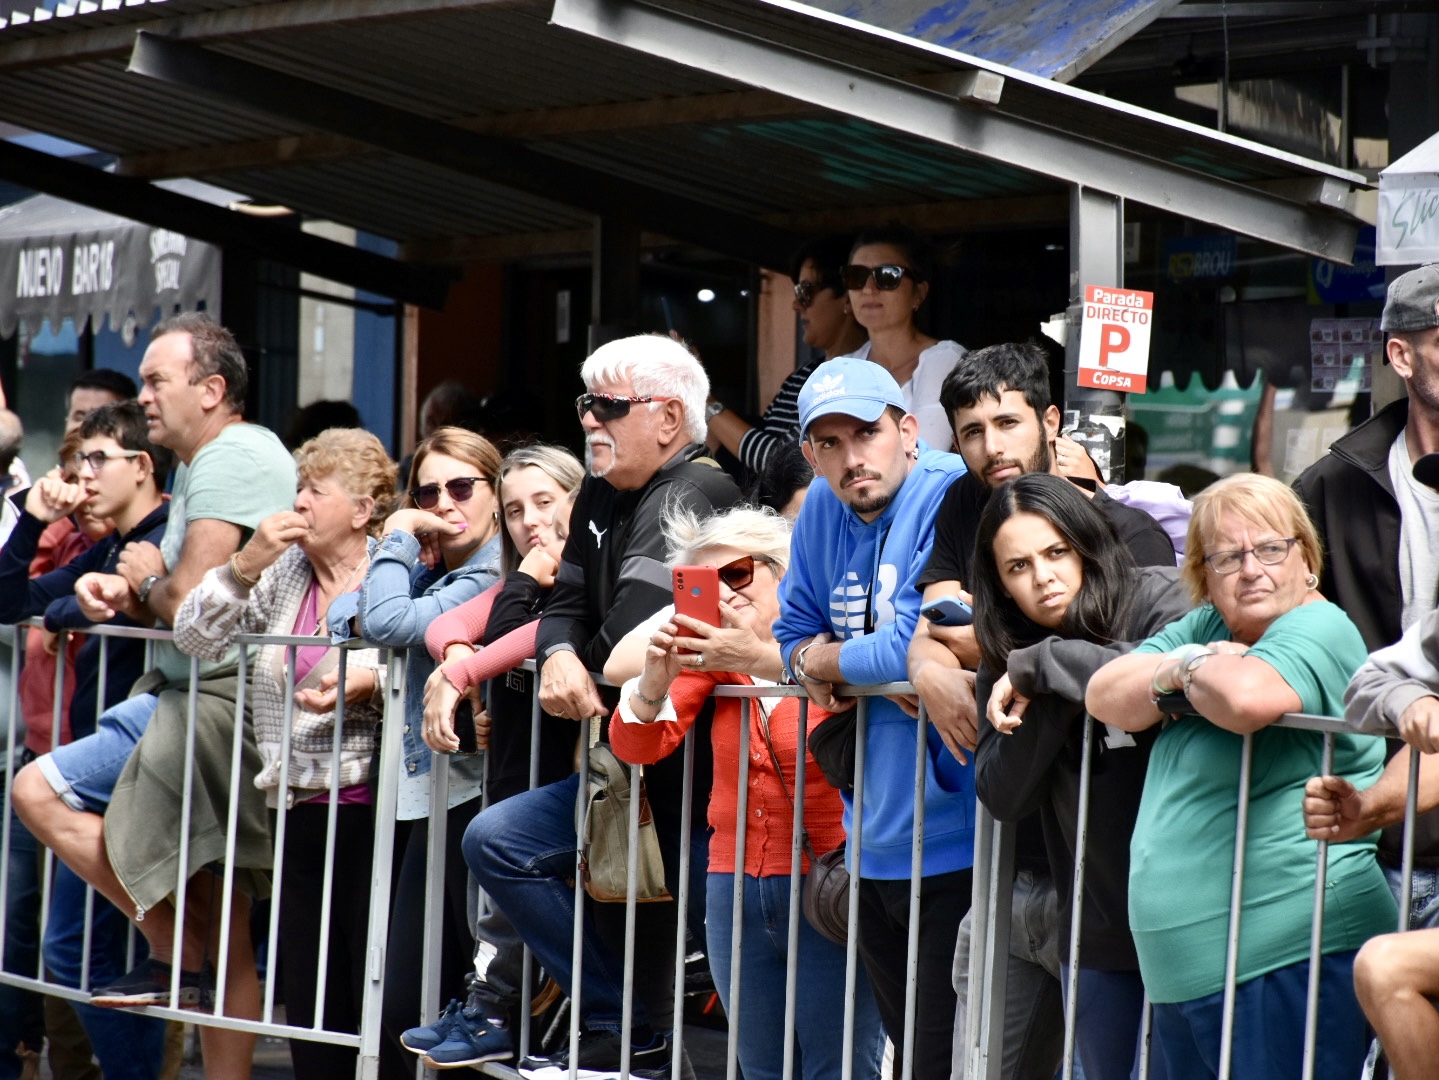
[775,444,975,879]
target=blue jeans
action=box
[38,693,158,813]
[44,861,167,1080]
[706,872,883,1080]
[952,868,1065,1080]
[1385,863,1439,929]
[464,773,648,1032]
[1061,966,1164,1080]
[1151,951,1367,1080]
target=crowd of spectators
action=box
[0,247,1436,1080]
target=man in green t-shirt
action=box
[13,313,297,1077]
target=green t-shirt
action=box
[1128,600,1396,1003]
[154,423,297,682]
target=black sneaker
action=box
[90,958,214,1010]
[518,1029,669,1079]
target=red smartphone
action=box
[672,565,720,648]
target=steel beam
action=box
[0,0,502,70]
[550,0,1360,262]
[0,139,456,309]
[125,32,800,271]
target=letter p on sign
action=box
[1077,285,1154,394]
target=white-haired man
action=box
[430,335,739,1078]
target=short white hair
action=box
[581,334,709,444]
[663,503,792,574]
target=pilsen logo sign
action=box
[0,198,220,337]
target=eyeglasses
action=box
[716,554,771,591]
[1203,538,1300,575]
[575,393,675,423]
[409,476,488,511]
[793,281,825,308]
[72,450,143,474]
[841,263,913,291]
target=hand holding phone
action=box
[672,566,720,651]
[922,595,973,627]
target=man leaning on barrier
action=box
[772,356,972,1078]
[1336,604,1439,1080]
[463,334,741,1079]
[11,314,297,1080]
[1297,263,1439,930]
[909,342,1174,1080]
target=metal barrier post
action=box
[1301,734,1336,1080]
[620,755,644,1079]
[842,698,867,1080]
[169,655,202,1011]
[1061,717,1095,1080]
[669,728,696,1080]
[724,699,753,1080]
[359,648,406,1080]
[569,737,592,1077]
[1216,732,1254,1080]
[782,698,807,1080]
[966,801,1015,1080]
[421,670,451,1079]
[901,703,927,1080]
[1401,748,1420,932]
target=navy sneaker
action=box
[400,997,465,1055]
[519,1029,670,1080]
[422,1011,514,1069]
[89,958,214,1010]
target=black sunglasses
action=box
[575,393,675,423]
[841,263,912,291]
[409,476,488,511]
[793,281,826,308]
[717,554,762,591]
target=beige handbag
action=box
[580,743,672,903]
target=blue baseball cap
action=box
[797,357,907,436]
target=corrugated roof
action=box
[0,0,1367,270]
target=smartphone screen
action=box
[672,565,720,643]
[452,699,481,756]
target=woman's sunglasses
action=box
[841,263,913,291]
[717,554,763,591]
[410,476,488,511]
[793,281,825,308]
[575,393,675,423]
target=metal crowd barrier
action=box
[0,618,399,1080]
[1,621,1429,1080]
[964,711,1423,1080]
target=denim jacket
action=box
[330,528,501,790]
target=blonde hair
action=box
[1180,472,1323,604]
[294,428,399,537]
[406,426,503,507]
[663,503,792,574]
[496,444,585,575]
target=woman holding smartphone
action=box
[609,505,884,1080]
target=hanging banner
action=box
[1077,285,1153,394]
[0,187,222,337]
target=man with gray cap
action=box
[1297,262,1439,930]
[773,356,973,1078]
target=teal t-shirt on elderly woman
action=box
[1127,600,1396,1004]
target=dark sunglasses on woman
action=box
[717,554,761,591]
[410,476,488,511]
[841,263,913,291]
[575,393,675,423]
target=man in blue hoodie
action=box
[774,356,974,1078]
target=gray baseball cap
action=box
[1381,264,1439,333]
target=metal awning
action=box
[0,0,1368,271]
[0,176,224,336]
